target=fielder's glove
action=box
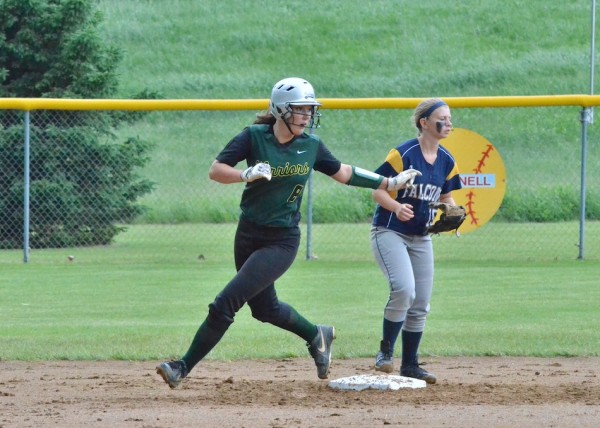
[427,202,466,235]
[387,168,422,191]
[241,162,272,182]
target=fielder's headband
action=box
[419,101,448,120]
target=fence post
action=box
[578,0,596,260]
[578,107,592,260]
[23,111,31,263]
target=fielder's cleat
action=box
[400,364,437,384]
[307,325,336,379]
[374,340,394,373]
[156,360,188,389]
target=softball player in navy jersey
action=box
[371,98,462,384]
[156,77,421,389]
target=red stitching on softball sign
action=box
[440,128,506,234]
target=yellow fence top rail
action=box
[2,95,600,111]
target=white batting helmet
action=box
[270,77,322,122]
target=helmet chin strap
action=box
[283,117,295,135]
[273,116,297,144]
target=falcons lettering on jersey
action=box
[401,183,442,202]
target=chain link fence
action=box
[1,99,600,264]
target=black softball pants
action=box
[182,219,302,371]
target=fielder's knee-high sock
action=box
[182,317,229,373]
[401,330,423,367]
[382,319,403,353]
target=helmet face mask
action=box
[287,105,321,129]
[270,77,322,129]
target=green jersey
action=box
[215,124,342,227]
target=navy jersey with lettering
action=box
[372,138,462,235]
[215,124,341,227]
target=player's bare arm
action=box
[332,164,368,185]
[372,188,415,221]
[209,160,243,183]
[208,160,271,184]
[438,192,456,206]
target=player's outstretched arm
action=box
[332,164,421,191]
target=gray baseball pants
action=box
[370,226,434,332]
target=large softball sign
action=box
[441,128,506,234]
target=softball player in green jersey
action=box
[156,77,421,389]
[371,98,462,384]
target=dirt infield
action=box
[1,357,598,427]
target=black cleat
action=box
[156,360,188,389]
[375,340,394,374]
[307,325,336,379]
[400,364,437,384]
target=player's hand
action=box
[394,203,415,221]
[241,162,272,182]
[387,169,421,191]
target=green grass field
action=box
[2,223,599,361]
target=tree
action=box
[0,0,154,248]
